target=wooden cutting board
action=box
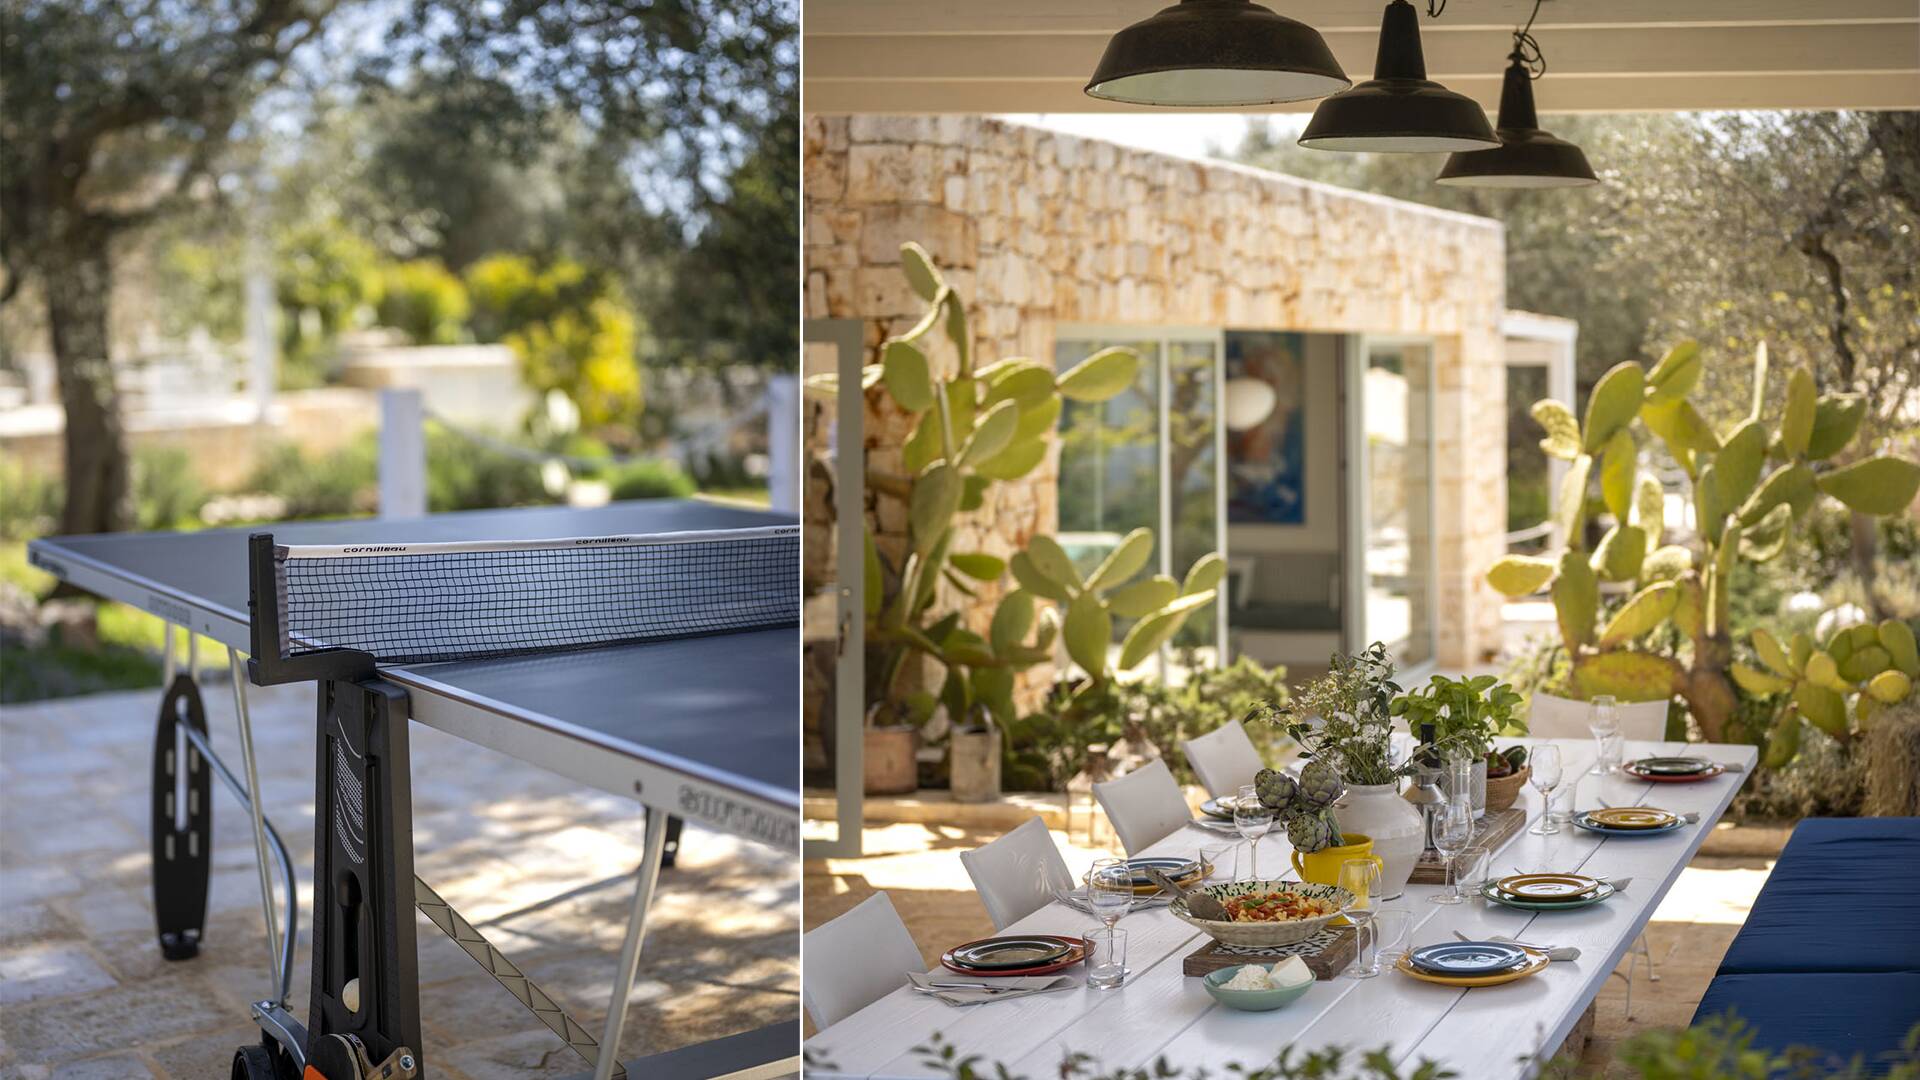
[1408,807,1526,884]
[1182,924,1358,981]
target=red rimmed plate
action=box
[940,935,1087,977]
[1625,760,1726,783]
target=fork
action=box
[1453,929,1580,962]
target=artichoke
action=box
[1299,758,1345,808]
[1286,810,1332,853]
[1254,767,1298,810]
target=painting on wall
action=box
[1225,331,1308,525]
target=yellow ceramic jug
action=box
[1291,832,1383,888]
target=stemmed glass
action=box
[1087,858,1134,931]
[1338,858,1382,979]
[1429,796,1473,904]
[1233,785,1274,880]
[1527,744,1565,835]
[1588,695,1622,776]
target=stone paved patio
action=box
[0,676,798,1078]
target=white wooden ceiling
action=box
[804,0,1920,113]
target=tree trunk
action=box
[44,221,130,537]
[1849,511,1885,621]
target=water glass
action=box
[1086,926,1129,989]
[1198,845,1231,883]
[1233,785,1275,880]
[1527,744,1565,835]
[1337,858,1381,978]
[1353,908,1411,978]
[1453,845,1490,896]
[1087,858,1133,929]
[1589,696,1623,775]
[1429,797,1473,904]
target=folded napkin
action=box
[906,971,1076,1006]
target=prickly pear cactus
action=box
[810,243,1148,725]
[1738,620,1920,763]
[1484,339,1920,756]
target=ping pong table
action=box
[28,498,801,1080]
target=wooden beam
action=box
[802,71,1920,114]
[806,23,1919,82]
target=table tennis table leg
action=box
[592,809,672,1080]
[661,815,684,869]
[152,625,212,962]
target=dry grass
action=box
[1864,699,1920,815]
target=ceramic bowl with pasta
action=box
[1169,880,1355,947]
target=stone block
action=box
[846,144,941,204]
[859,204,976,268]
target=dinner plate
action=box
[1492,873,1601,902]
[1574,812,1686,837]
[1396,946,1550,987]
[1406,941,1530,976]
[1126,856,1199,883]
[946,936,1073,970]
[1584,807,1678,830]
[1628,756,1716,775]
[939,936,1086,977]
[1483,878,1616,911]
[1625,760,1726,783]
[1199,796,1242,820]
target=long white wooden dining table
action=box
[805,736,1758,1080]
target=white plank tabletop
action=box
[805,736,1758,1080]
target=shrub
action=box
[464,253,644,429]
[247,438,378,519]
[0,459,60,540]
[424,427,556,512]
[134,447,206,531]
[605,457,695,501]
[377,260,470,345]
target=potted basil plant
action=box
[1390,674,1526,813]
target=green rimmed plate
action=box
[1482,878,1616,911]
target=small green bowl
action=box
[1201,966,1315,1012]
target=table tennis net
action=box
[270,525,798,665]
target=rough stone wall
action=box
[804,113,1509,670]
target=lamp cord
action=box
[1426,0,1447,15]
[1512,0,1547,79]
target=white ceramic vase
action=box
[1333,781,1425,900]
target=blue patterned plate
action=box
[1407,941,1530,976]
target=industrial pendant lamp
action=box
[1298,0,1497,153]
[1436,8,1597,187]
[1084,0,1351,107]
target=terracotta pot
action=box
[949,726,1002,803]
[864,726,919,795]
[1483,765,1531,813]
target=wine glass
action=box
[1527,744,1565,835]
[1337,858,1381,978]
[1087,857,1134,930]
[1233,785,1274,880]
[1588,695,1622,775]
[1429,796,1473,904]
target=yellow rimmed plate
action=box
[1395,946,1551,987]
[1493,873,1602,902]
[1585,807,1677,830]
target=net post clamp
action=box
[247,533,377,686]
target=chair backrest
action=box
[1182,721,1263,798]
[1529,691,1669,742]
[800,891,925,1029]
[959,816,1073,931]
[1092,759,1192,855]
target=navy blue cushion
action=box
[1716,817,1920,976]
[1694,972,1920,1075]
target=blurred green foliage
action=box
[605,458,696,501]
[133,448,206,532]
[378,260,471,346]
[276,222,385,386]
[466,254,644,429]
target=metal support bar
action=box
[177,722,299,1006]
[229,646,286,1004]
[414,876,625,1080]
[593,811,671,1080]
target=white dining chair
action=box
[1092,759,1192,855]
[1181,720,1264,798]
[1527,690,1667,1010]
[959,816,1074,930]
[801,891,926,1029]
[1527,691,1669,741]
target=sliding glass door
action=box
[1356,339,1436,670]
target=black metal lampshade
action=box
[1436,57,1598,188]
[1084,0,1351,107]
[1297,0,1497,153]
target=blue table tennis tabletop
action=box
[28,499,800,837]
